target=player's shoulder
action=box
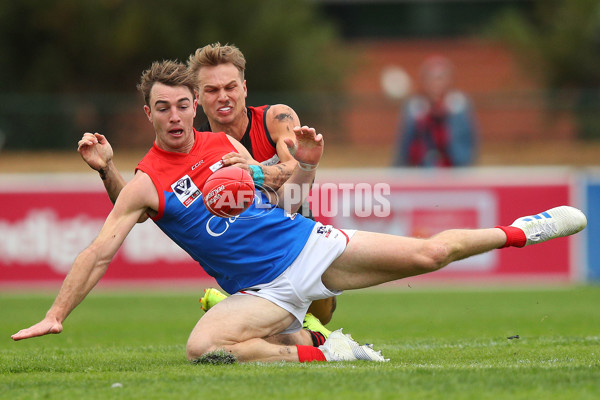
[268,103,295,112]
[265,104,300,141]
[116,170,157,210]
[128,170,155,192]
[265,104,299,122]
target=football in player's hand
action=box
[202,166,255,218]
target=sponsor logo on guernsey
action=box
[209,160,224,172]
[206,215,239,237]
[284,211,298,220]
[316,225,333,238]
[191,160,204,170]
[171,175,201,207]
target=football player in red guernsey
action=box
[13,61,587,364]
[78,43,338,333]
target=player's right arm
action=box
[11,172,157,341]
[222,105,301,191]
[78,132,127,205]
[78,133,149,223]
[259,104,301,189]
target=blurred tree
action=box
[0,0,349,149]
[489,0,600,140]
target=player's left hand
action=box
[284,126,323,168]
[221,152,252,172]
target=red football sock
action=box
[496,225,527,248]
[296,345,327,362]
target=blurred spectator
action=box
[393,56,478,167]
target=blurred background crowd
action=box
[1,0,600,170]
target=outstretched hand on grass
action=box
[11,317,63,341]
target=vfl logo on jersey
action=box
[172,175,201,208]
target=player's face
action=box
[196,63,247,126]
[144,83,197,153]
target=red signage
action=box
[311,169,576,283]
[0,175,212,285]
[0,169,578,286]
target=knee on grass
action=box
[188,347,237,365]
[187,338,240,364]
[186,338,221,361]
[187,334,246,362]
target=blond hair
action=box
[137,60,196,105]
[187,43,246,83]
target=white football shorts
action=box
[232,223,356,334]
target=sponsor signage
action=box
[0,168,580,286]
[0,175,211,285]
[313,168,576,282]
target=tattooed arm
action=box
[259,104,303,190]
[221,104,313,190]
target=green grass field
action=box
[2,286,599,399]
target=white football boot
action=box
[318,329,388,362]
[510,206,587,246]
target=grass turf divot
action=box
[191,350,237,365]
